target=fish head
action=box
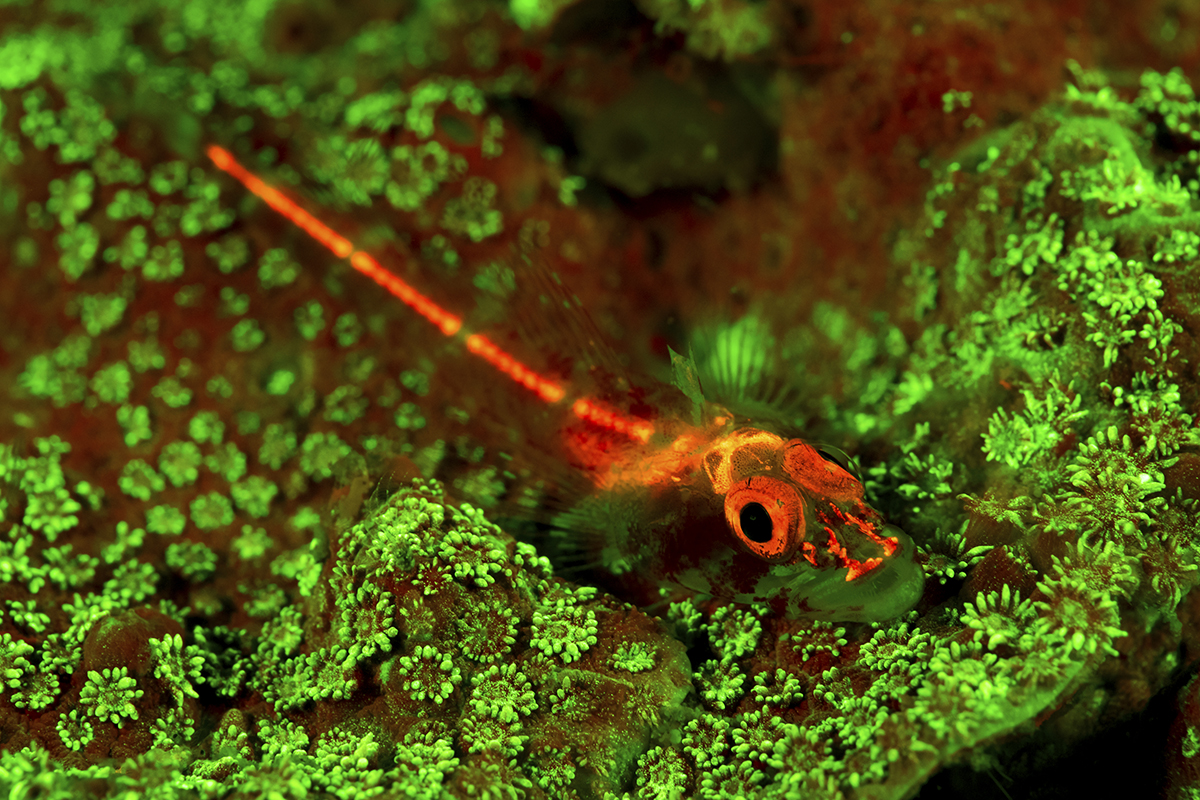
[659,426,924,622]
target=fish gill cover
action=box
[0,0,1199,798]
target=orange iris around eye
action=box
[724,476,804,561]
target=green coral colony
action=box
[0,0,1198,798]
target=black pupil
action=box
[739,502,774,543]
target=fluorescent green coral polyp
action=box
[393,644,462,704]
[529,602,598,664]
[79,666,143,727]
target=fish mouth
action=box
[753,525,926,622]
[796,510,902,581]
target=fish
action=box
[482,260,925,623]
[206,145,925,623]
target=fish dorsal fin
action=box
[689,313,803,426]
[481,246,631,394]
[456,245,650,509]
[460,249,639,579]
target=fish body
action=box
[204,145,922,623]
[470,258,924,623]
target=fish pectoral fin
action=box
[674,567,716,598]
[688,313,804,425]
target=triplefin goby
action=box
[473,259,925,623]
[205,144,924,623]
[536,333,925,623]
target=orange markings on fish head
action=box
[700,428,812,562]
[782,440,865,505]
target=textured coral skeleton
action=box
[2,1,1200,799]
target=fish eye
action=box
[724,476,804,561]
[739,502,773,543]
